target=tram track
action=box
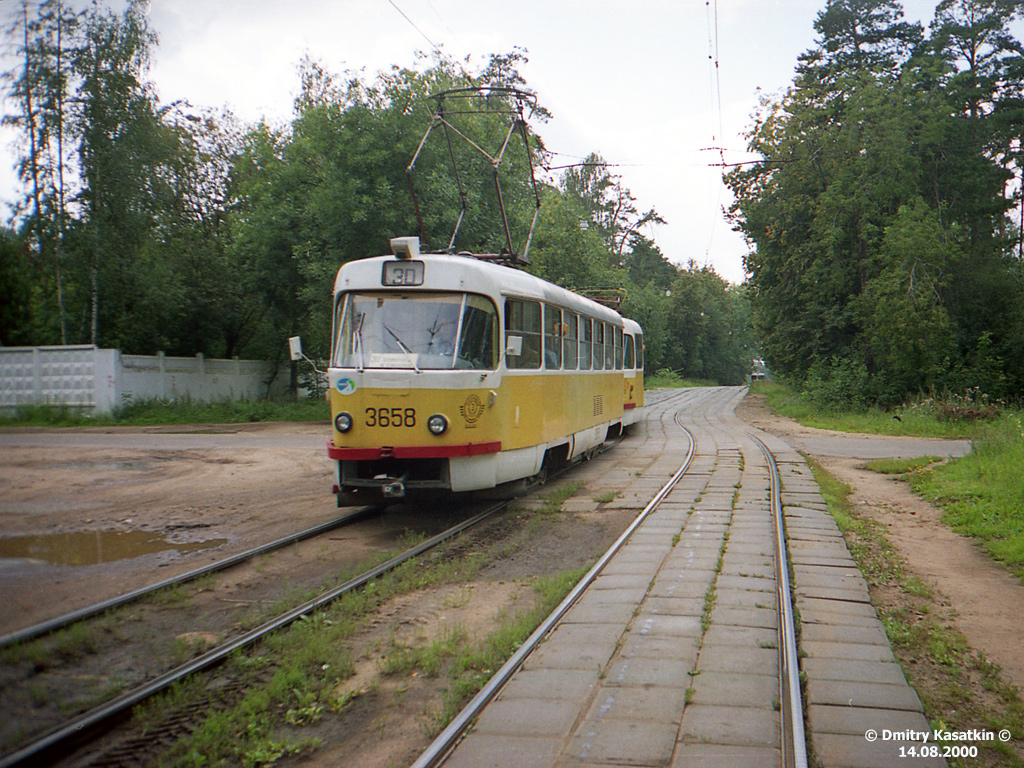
[0,505,384,650]
[411,386,811,768]
[413,418,697,768]
[2,388,819,767]
[0,499,511,768]
[2,430,631,768]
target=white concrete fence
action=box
[0,345,290,415]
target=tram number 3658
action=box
[365,407,417,427]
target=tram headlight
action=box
[427,413,448,436]
[334,411,353,433]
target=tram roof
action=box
[334,252,625,325]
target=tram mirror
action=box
[506,336,523,356]
[288,336,304,362]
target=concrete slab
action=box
[565,719,680,765]
[701,622,777,649]
[806,679,925,712]
[714,587,776,610]
[711,605,779,629]
[470,697,581,737]
[442,734,563,768]
[801,621,890,647]
[689,670,779,708]
[644,596,704,617]
[604,654,696,688]
[696,643,778,674]
[808,702,932,736]
[814,732,946,768]
[802,657,908,686]
[802,640,897,663]
[715,574,776,593]
[563,600,641,625]
[525,625,621,671]
[671,743,781,767]
[633,612,704,639]
[618,635,701,667]
[678,703,779,747]
[584,685,688,724]
[497,668,598,701]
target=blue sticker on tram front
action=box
[335,378,357,395]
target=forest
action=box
[727,0,1024,406]
[2,0,1023,405]
[0,0,752,388]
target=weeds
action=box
[864,456,943,475]
[0,397,328,428]
[646,370,716,389]
[807,457,1024,767]
[540,482,582,514]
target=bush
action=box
[803,357,871,410]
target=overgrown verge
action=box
[126,514,588,767]
[750,380,978,438]
[645,369,717,389]
[908,419,1024,582]
[755,380,1024,584]
[806,455,1024,768]
[0,397,329,427]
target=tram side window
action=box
[624,334,636,370]
[564,312,578,370]
[614,327,623,370]
[544,305,562,369]
[505,299,542,369]
[580,317,592,370]
[636,333,645,370]
[594,322,605,370]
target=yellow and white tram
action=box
[326,237,644,505]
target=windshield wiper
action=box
[354,313,366,372]
[384,325,422,373]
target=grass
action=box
[137,529,588,767]
[863,456,944,475]
[422,565,589,735]
[645,369,717,389]
[0,396,329,427]
[908,418,1024,582]
[805,455,1024,767]
[755,380,1024,585]
[750,380,977,438]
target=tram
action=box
[323,236,644,505]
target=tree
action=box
[727,0,1024,403]
[3,0,79,343]
[0,229,33,345]
[71,0,165,347]
[660,265,751,385]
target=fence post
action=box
[93,348,120,415]
[158,351,167,399]
[32,347,43,403]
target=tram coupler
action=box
[382,474,408,499]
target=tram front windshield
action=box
[333,292,498,370]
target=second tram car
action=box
[326,237,644,505]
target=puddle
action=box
[0,530,227,566]
[45,461,151,472]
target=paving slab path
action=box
[440,387,949,768]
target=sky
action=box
[2,0,1014,284]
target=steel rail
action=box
[0,503,506,768]
[0,505,384,649]
[750,431,809,768]
[410,422,696,768]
